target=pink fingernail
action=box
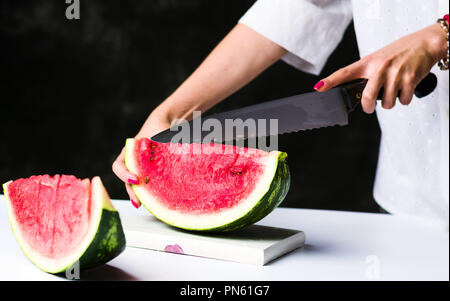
[128,178,139,185]
[313,81,325,91]
[131,199,140,208]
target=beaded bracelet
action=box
[437,14,449,70]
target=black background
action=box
[0,0,382,212]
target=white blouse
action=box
[240,0,449,226]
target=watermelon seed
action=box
[149,157,154,161]
[145,176,149,184]
[151,145,156,149]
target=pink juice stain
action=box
[164,244,184,254]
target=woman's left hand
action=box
[313,22,448,114]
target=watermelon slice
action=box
[124,138,290,232]
[2,175,126,274]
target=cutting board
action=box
[121,215,305,266]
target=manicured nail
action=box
[313,81,325,91]
[128,178,139,185]
[131,199,140,208]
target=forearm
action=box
[136,23,286,138]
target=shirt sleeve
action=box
[239,0,353,75]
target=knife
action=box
[151,73,437,144]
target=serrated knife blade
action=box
[151,73,437,144]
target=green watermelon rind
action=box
[78,209,126,270]
[2,177,126,274]
[200,152,290,232]
[124,138,290,232]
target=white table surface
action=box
[0,195,448,281]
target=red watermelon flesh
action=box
[6,175,91,259]
[134,138,266,214]
[4,175,126,273]
[125,138,290,232]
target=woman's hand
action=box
[112,148,141,208]
[112,114,170,208]
[314,23,448,113]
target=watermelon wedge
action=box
[124,138,290,232]
[2,175,126,274]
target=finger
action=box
[314,61,363,92]
[361,74,385,114]
[112,148,139,185]
[381,72,400,109]
[125,183,141,208]
[398,75,416,105]
[398,83,415,105]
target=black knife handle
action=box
[339,72,437,112]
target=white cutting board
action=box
[121,215,305,266]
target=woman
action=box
[113,0,449,225]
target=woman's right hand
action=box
[112,114,171,208]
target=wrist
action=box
[426,23,448,62]
[135,109,171,139]
[436,14,449,70]
[150,107,172,128]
